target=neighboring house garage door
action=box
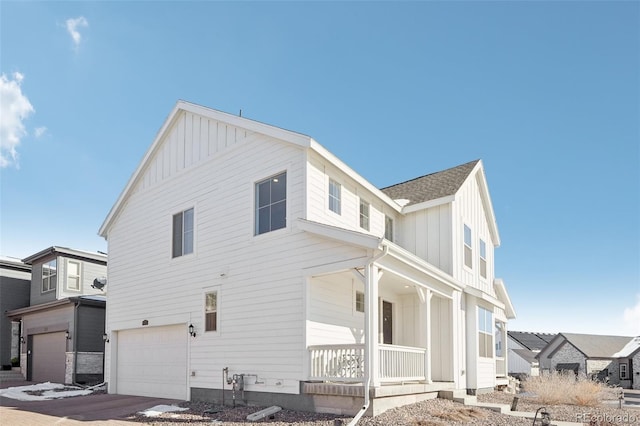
[116,325,187,400]
[32,332,67,384]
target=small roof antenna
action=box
[239,109,242,117]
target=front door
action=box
[382,300,393,344]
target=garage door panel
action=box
[32,332,66,384]
[116,325,187,400]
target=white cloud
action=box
[34,126,47,138]
[0,72,34,168]
[623,294,640,336]
[66,16,89,50]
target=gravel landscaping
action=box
[125,391,639,426]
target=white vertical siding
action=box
[451,171,495,294]
[401,205,453,274]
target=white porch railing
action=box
[496,356,506,377]
[308,344,427,383]
[379,344,426,382]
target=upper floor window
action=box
[67,260,81,291]
[173,208,194,258]
[328,179,341,215]
[42,259,57,293]
[384,215,394,241]
[478,306,493,358]
[205,291,218,332]
[464,225,473,269]
[620,363,628,380]
[479,239,487,279]
[359,200,370,231]
[355,291,365,313]
[255,172,287,235]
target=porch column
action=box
[367,262,381,387]
[425,289,433,384]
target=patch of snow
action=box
[0,382,92,401]
[138,405,189,417]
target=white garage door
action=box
[116,324,187,400]
[32,332,67,383]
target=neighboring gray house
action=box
[612,336,640,390]
[537,332,634,387]
[7,247,107,385]
[0,256,31,369]
[507,331,555,377]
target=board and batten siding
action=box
[106,117,377,395]
[400,205,453,275]
[451,171,495,295]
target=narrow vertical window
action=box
[255,172,287,235]
[384,215,394,241]
[478,307,493,358]
[328,179,341,214]
[620,363,628,379]
[464,225,473,268]
[359,200,370,231]
[173,208,194,258]
[42,259,57,292]
[205,291,218,332]
[355,291,365,313]
[479,239,487,278]
[67,260,81,291]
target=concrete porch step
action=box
[438,389,477,405]
[0,369,25,383]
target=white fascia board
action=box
[99,101,313,238]
[474,162,501,247]
[464,285,506,311]
[23,246,107,264]
[385,244,465,292]
[297,218,383,250]
[401,195,456,214]
[309,139,402,213]
[494,278,516,319]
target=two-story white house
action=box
[98,101,516,416]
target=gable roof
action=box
[612,336,640,358]
[381,160,479,206]
[508,331,556,351]
[549,333,633,358]
[381,159,500,246]
[99,101,404,238]
[512,348,538,363]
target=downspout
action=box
[347,244,388,426]
[72,300,79,385]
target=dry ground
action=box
[125,392,638,426]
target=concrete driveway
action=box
[0,381,183,425]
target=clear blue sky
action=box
[1,1,638,336]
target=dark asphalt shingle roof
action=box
[508,331,557,351]
[560,333,633,358]
[380,160,479,207]
[512,348,538,363]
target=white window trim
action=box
[41,259,57,293]
[620,363,628,379]
[463,224,473,270]
[171,205,196,259]
[384,215,394,241]
[203,286,221,335]
[478,306,493,358]
[66,259,82,292]
[252,168,290,238]
[479,238,487,280]
[359,199,370,231]
[328,178,342,215]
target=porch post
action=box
[367,263,381,387]
[425,289,433,384]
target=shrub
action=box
[10,357,19,367]
[523,370,619,407]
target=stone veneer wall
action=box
[550,343,586,373]
[65,352,104,384]
[633,351,640,390]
